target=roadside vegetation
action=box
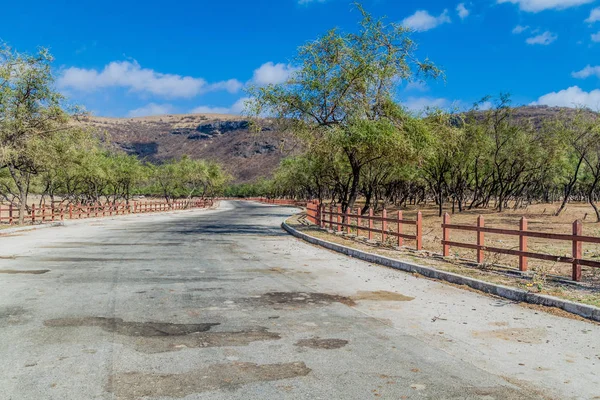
[0,46,228,224]
[240,4,600,224]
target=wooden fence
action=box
[0,199,213,226]
[247,197,305,206]
[441,213,599,282]
[307,201,423,250]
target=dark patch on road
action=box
[0,306,28,327]
[295,338,349,349]
[44,317,220,337]
[107,362,311,399]
[261,292,356,307]
[131,328,282,353]
[33,257,147,262]
[0,255,17,259]
[0,269,50,274]
[352,291,414,302]
[39,242,182,248]
[43,317,280,353]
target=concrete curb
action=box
[282,222,600,323]
[0,222,65,236]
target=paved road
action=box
[0,201,598,399]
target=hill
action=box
[81,113,299,184]
[82,106,595,184]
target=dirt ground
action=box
[294,202,600,308]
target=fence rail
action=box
[307,201,423,250]
[0,199,213,226]
[247,197,305,207]
[441,213,597,281]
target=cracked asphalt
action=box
[0,200,599,399]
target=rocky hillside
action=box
[81,114,299,183]
[82,106,595,184]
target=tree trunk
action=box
[346,164,361,213]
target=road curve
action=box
[0,200,598,399]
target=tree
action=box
[0,46,80,223]
[249,3,441,212]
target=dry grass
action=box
[325,202,600,286]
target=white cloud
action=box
[190,97,251,115]
[298,0,326,4]
[405,81,429,92]
[525,31,557,45]
[57,60,242,98]
[251,62,297,86]
[497,0,593,12]
[572,65,600,78]
[404,96,450,111]
[585,7,600,23]
[532,86,600,108]
[402,9,451,32]
[128,103,175,117]
[593,31,600,42]
[512,25,530,34]
[457,3,470,19]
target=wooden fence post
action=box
[329,205,333,231]
[9,204,13,225]
[416,211,423,250]
[41,204,46,222]
[368,208,373,241]
[519,217,528,272]
[346,208,351,234]
[32,204,36,224]
[337,206,342,233]
[572,220,582,282]
[357,208,361,237]
[381,209,387,243]
[477,216,485,264]
[443,213,450,256]
[397,210,403,247]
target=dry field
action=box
[315,202,600,297]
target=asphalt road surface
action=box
[0,201,599,399]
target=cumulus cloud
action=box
[592,32,600,42]
[251,62,297,86]
[512,25,530,34]
[190,97,251,115]
[585,7,600,23]
[404,96,450,111]
[402,9,451,32]
[497,0,593,12]
[128,103,175,117]
[457,3,470,19]
[525,31,557,45]
[532,86,600,108]
[405,81,429,92]
[57,60,242,98]
[572,65,600,78]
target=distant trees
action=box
[0,45,228,224]
[249,95,600,219]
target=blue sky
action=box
[2,0,599,117]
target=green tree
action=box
[0,46,80,223]
[249,4,440,212]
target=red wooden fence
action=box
[308,202,422,250]
[0,199,213,226]
[248,197,305,206]
[441,213,599,282]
